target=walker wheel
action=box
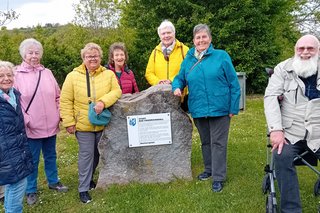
[314,178,320,196]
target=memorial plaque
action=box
[127,113,172,147]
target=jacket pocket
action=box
[283,81,298,103]
[209,87,230,112]
[282,118,293,129]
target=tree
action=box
[120,0,300,93]
[0,9,19,26]
[294,0,320,36]
[73,0,121,29]
[0,23,136,86]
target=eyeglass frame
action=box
[84,55,101,60]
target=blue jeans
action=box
[4,178,27,213]
[26,135,59,194]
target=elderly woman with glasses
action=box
[14,38,68,206]
[172,24,240,193]
[0,61,33,213]
[60,42,121,203]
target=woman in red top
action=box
[105,42,139,94]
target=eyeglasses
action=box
[297,46,316,52]
[85,55,100,60]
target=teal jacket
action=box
[172,44,240,118]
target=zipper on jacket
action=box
[91,75,96,103]
[166,59,169,80]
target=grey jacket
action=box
[264,58,320,152]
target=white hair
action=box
[157,20,175,37]
[19,38,43,59]
[0,61,15,75]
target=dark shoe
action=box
[79,191,92,204]
[212,181,224,192]
[49,181,68,192]
[89,180,96,190]
[26,193,37,205]
[0,196,4,204]
[197,172,212,181]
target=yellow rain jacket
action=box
[145,39,189,85]
[60,64,121,132]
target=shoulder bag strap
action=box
[153,48,157,63]
[185,56,206,81]
[189,56,205,73]
[181,45,185,60]
[85,68,91,104]
[25,70,42,113]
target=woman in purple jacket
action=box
[105,42,139,94]
[14,38,68,205]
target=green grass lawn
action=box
[1,95,320,212]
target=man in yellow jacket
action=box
[145,20,189,85]
[60,43,121,204]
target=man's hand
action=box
[270,130,288,154]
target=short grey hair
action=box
[0,61,15,75]
[193,24,212,40]
[81,42,103,60]
[19,38,43,59]
[157,20,175,37]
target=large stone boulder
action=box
[97,84,193,188]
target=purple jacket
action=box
[14,62,60,139]
[105,64,139,94]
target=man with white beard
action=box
[264,34,320,213]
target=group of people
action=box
[0,38,135,211]
[1,18,316,213]
[0,19,240,212]
[0,38,69,213]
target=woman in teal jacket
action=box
[172,24,240,193]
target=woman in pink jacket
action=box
[14,38,68,206]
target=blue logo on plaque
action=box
[129,118,136,126]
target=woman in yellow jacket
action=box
[60,43,121,204]
[145,20,189,85]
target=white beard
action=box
[292,54,318,78]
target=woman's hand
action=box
[94,101,105,114]
[66,125,76,134]
[173,88,182,96]
[158,79,171,84]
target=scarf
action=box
[0,88,17,110]
[161,40,176,57]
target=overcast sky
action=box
[1,0,79,29]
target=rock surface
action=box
[97,84,193,188]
